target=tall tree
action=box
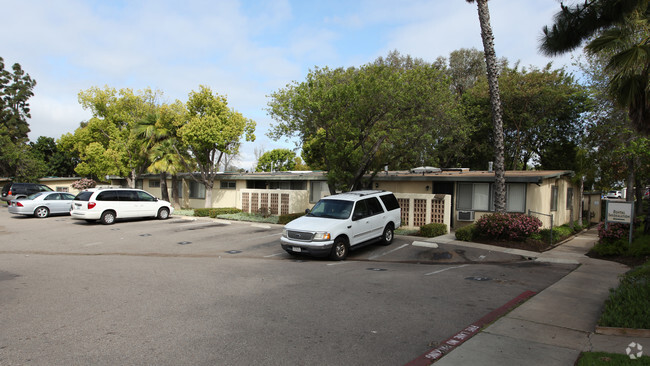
[267,51,460,192]
[466,0,507,212]
[177,85,256,208]
[72,86,160,186]
[0,57,37,178]
[541,0,650,134]
[30,136,78,177]
[256,148,297,172]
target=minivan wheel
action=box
[34,206,49,218]
[329,237,349,261]
[100,211,116,225]
[380,224,394,245]
[157,207,170,220]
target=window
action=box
[458,182,526,212]
[137,191,155,201]
[189,181,205,199]
[457,183,490,211]
[149,180,160,188]
[506,184,526,212]
[310,181,329,203]
[220,181,236,189]
[551,185,558,211]
[566,188,573,210]
[379,194,400,211]
[135,180,143,189]
[365,197,385,216]
[56,187,69,192]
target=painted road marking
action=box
[83,242,103,247]
[263,252,286,258]
[424,264,469,276]
[368,243,409,260]
[327,261,358,266]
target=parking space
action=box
[0,208,578,365]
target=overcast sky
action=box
[1,0,580,171]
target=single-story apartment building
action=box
[2,168,588,231]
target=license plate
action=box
[292,247,302,253]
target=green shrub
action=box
[475,212,542,241]
[278,212,305,225]
[455,224,476,241]
[419,223,447,237]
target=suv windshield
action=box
[308,199,354,220]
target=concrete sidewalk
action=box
[428,228,644,365]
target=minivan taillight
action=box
[16,202,23,207]
[88,202,96,209]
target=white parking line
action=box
[368,243,409,260]
[83,242,103,247]
[327,261,358,266]
[424,264,469,276]
[264,252,286,258]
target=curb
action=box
[595,326,650,338]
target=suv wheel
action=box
[380,224,394,245]
[100,211,116,225]
[157,207,170,220]
[329,237,349,261]
[34,206,49,218]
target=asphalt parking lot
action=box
[0,210,578,365]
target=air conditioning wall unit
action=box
[457,211,475,221]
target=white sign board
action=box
[606,201,633,224]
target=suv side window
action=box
[380,194,400,211]
[366,197,384,216]
[353,200,369,220]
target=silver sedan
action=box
[8,192,76,218]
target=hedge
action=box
[194,208,242,218]
[419,223,447,237]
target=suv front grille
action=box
[287,230,315,241]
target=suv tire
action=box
[329,237,349,261]
[100,211,116,225]
[380,224,394,245]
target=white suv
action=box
[71,188,173,224]
[281,190,401,260]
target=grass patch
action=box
[217,212,279,224]
[598,260,650,329]
[576,351,650,365]
[174,209,195,216]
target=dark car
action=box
[1,182,54,203]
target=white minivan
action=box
[71,188,173,224]
[281,190,401,260]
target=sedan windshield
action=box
[308,199,353,219]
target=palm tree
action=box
[540,0,650,134]
[466,0,507,212]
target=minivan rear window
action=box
[74,191,94,201]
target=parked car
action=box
[2,182,53,203]
[605,190,622,199]
[70,188,174,224]
[8,192,76,218]
[281,190,401,260]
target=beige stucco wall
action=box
[375,181,432,194]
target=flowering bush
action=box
[475,212,542,241]
[71,178,96,190]
[597,222,630,243]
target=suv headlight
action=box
[282,229,288,238]
[313,232,331,241]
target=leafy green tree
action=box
[267,51,460,192]
[256,148,296,172]
[134,101,187,204]
[71,86,160,185]
[0,57,37,178]
[541,0,650,134]
[463,64,592,170]
[30,136,78,177]
[177,85,256,208]
[466,0,507,212]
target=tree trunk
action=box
[171,174,180,209]
[159,171,169,202]
[475,0,507,212]
[204,181,214,208]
